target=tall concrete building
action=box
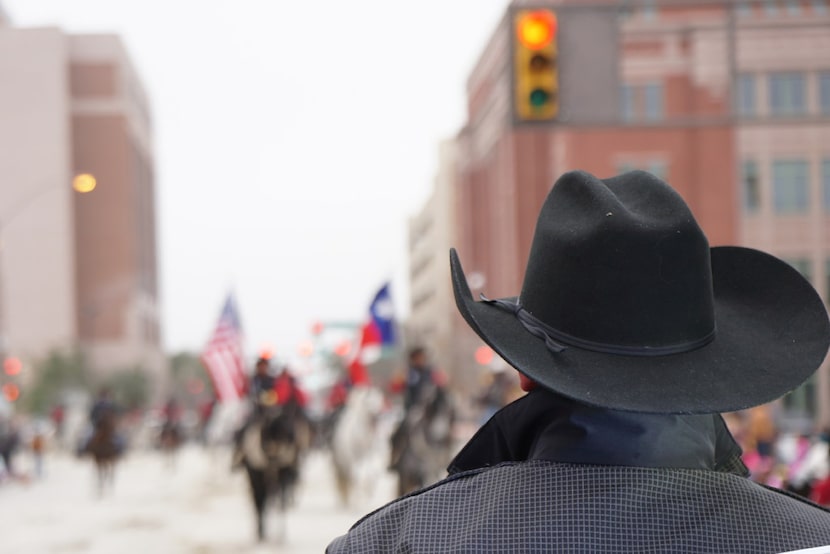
[0,14,164,387]
[407,141,459,377]
[451,0,830,425]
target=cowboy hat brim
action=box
[451,246,830,414]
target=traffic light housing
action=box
[513,9,559,122]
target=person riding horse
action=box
[80,387,124,456]
[159,396,183,451]
[234,358,311,540]
[388,348,454,481]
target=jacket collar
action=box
[449,389,747,476]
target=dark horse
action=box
[391,383,457,496]
[158,422,183,468]
[237,400,310,542]
[81,411,123,496]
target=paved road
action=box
[0,444,398,553]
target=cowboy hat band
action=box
[451,170,830,414]
[478,295,716,357]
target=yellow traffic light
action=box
[514,9,559,122]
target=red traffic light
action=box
[517,10,557,51]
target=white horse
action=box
[330,385,388,507]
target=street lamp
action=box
[0,174,97,387]
[72,173,97,194]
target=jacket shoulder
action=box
[327,461,830,553]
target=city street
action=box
[0,445,397,553]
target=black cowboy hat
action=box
[451,170,830,414]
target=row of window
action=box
[620,83,663,122]
[622,71,830,123]
[737,0,828,16]
[742,159,830,213]
[618,1,828,23]
[737,71,830,117]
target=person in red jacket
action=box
[274,365,308,408]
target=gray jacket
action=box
[328,390,830,553]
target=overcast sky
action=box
[4,0,508,360]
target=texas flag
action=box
[348,283,396,385]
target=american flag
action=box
[200,294,247,402]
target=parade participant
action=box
[401,347,437,411]
[328,170,830,552]
[274,365,308,409]
[89,387,116,428]
[247,357,275,406]
[49,402,65,444]
[159,396,183,447]
[388,347,450,473]
[232,357,275,467]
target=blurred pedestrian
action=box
[328,171,830,552]
[30,426,46,479]
[0,418,20,480]
[49,403,65,447]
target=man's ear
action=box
[518,372,537,392]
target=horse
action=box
[158,421,183,469]
[330,385,388,507]
[390,382,456,496]
[81,411,123,496]
[237,399,310,542]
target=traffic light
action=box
[513,9,559,122]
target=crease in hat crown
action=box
[517,170,715,351]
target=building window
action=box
[642,0,657,20]
[784,0,801,14]
[769,72,807,116]
[764,0,779,15]
[823,159,830,211]
[772,160,810,213]
[646,161,668,180]
[742,160,761,213]
[644,82,663,121]
[737,74,756,117]
[620,84,636,122]
[813,0,829,14]
[820,72,830,115]
[616,161,668,179]
[618,162,637,174]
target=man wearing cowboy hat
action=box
[327,170,830,553]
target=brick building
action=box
[447,0,830,425]
[0,15,164,390]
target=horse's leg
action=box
[246,466,267,541]
[106,460,115,494]
[333,459,351,507]
[95,458,108,498]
